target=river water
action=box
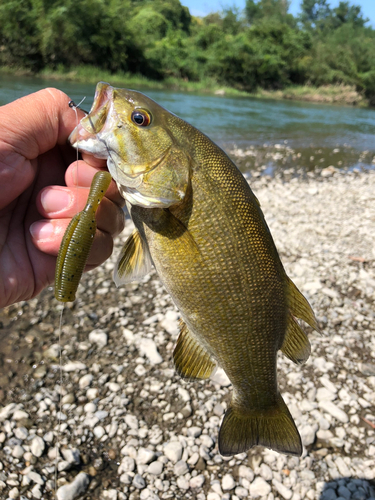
[1,72,374,174]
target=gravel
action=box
[1,163,375,499]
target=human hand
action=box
[0,88,125,308]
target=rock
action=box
[174,460,189,476]
[31,483,42,499]
[43,344,61,360]
[335,457,351,476]
[132,474,146,489]
[319,401,349,423]
[88,329,108,348]
[187,426,202,438]
[321,488,337,500]
[27,472,44,485]
[12,410,29,421]
[61,448,80,465]
[56,472,90,500]
[250,477,271,498]
[79,374,93,389]
[190,474,205,489]
[163,441,183,463]
[300,424,318,446]
[160,310,179,335]
[63,362,86,372]
[147,461,163,475]
[12,445,24,458]
[177,476,190,490]
[30,436,45,457]
[238,465,254,482]
[138,338,163,364]
[93,426,105,439]
[136,448,156,465]
[102,490,117,500]
[260,463,273,481]
[222,474,236,491]
[210,368,231,387]
[235,486,250,498]
[273,479,292,500]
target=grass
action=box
[0,64,369,106]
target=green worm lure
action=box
[54,171,112,302]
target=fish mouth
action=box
[69,82,168,188]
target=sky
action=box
[180,0,375,25]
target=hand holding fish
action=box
[0,88,125,308]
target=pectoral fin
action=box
[173,321,216,380]
[114,229,153,286]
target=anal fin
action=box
[173,321,216,380]
[281,313,311,364]
[114,229,153,286]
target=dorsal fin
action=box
[173,320,216,380]
[114,229,153,286]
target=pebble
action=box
[79,374,93,389]
[88,329,108,348]
[132,474,146,489]
[318,401,349,423]
[222,474,236,491]
[30,437,45,458]
[147,461,163,475]
[250,477,272,497]
[163,441,183,463]
[273,479,293,499]
[174,460,189,476]
[138,338,163,364]
[190,474,205,489]
[56,473,90,500]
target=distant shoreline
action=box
[0,66,369,108]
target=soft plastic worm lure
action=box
[54,171,112,302]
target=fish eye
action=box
[131,110,151,127]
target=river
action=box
[1,72,374,174]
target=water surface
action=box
[1,73,374,173]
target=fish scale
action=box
[69,82,320,457]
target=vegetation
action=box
[0,0,374,105]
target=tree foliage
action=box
[0,0,374,103]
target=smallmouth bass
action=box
[70,82,320,456]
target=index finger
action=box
[0,88,85,159]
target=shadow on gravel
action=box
[320,478,375,500]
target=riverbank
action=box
[0,65,369,107]
[1,167,375,500]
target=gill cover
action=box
[69,82,191,208]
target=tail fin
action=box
[218,394,302,457]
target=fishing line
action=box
[54,98,86,498]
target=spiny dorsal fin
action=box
[281,313,311,365]
[173,320,216,380]
[287,277,320,333]
[113,229,153,286]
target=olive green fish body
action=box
[69,83,320,456]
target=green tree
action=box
[300,0,331,28]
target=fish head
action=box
[69,82,190,208]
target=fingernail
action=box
[30,221,54,240]
[41,188,72,214]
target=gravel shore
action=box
[0,167,375,500]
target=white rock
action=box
[56,472,90,500]
[135,364,147,376]
[88,329,108,348]
[86,388,99,400]
[335,457,351,477]
[27,472,44,485]
[84,402,96,413]
[273,479,292,500]
[260,463,273,481]
[190,474,205,489]
[174,460,189,476]
[177,476,190,490]
[210,368,231,387]
[222,474,236,491]
[108,382,120,392]
[31,436,45,457]
[0,403,17,421]
[235,486,249,498]
[316,387,336,402]
[63,362,86,372]
[61,449,80,465]
[125,414,138,429]
[79,374,93,389]
[163,441,183,463]
[31,483,42,499]
[132,474,146,489]
[319,401,349,423]
[147,461,163,475]
[300,424,318,446]
[238,465,254,482]
[102,490,117,500]
[93,426,105,439]
[137,448,156,465]
[138,338,163,364]
[43,344,61,359]
[12,445,25,458]
[250,477,271,498]
[207,493,221,500]
[12,409,29,420]
[160,310,179,335]
[187,426,202,438]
